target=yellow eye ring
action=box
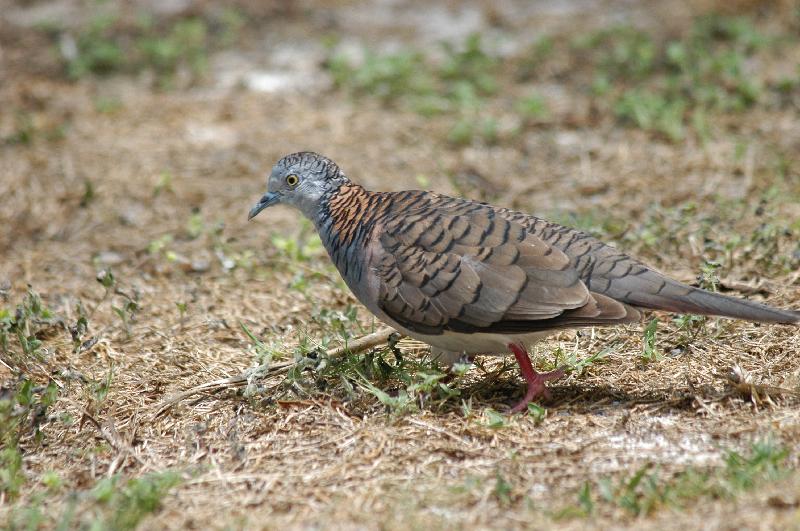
[286,174,299,187]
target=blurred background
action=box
[2,0,800,528]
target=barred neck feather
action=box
[318,183,388,283]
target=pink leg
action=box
[507,343,565,414]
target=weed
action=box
[439,34,499,96]
[112,297,139,340]
[0,287,57,365]
[4,111,36,145]
[641,318,660,363]
[557,439,790,519]
[516,94,549,121]
[580,15,770,140]
[271,220,324,263]
[94,96,123,114]
[0,378,60,499]
[153,172,174,197]
[65,14,125,79]
[482,408,507,429]
[517,36,554,81]
[327,50,433,103]
[526,403,547,424]
[447,116,499,146]
[79,364,114,414]
[697,260,721,292]
[90,471,182,530]
[575,27,657,80]
[555,344,613,377]
[326,33,499,122]
[614,89,686,141]
[79,178,96,208]
[147,234,174,256]
[175,301,188,322]
[57,9,244,87]
[185,209,205,239]
[493,471,513,506]
[137,17,209,88]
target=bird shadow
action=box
[455,378,698,415]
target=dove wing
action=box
[373,194,639,335]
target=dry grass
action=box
[2,0,800,529]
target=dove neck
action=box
[316,183,384,282]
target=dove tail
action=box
[625,277,799,325]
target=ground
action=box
[1,0,800,529]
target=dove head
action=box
[248,152,350,222]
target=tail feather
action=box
[605,272,799,325]
[504,210,799,326]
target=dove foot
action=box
[508,343,565,414]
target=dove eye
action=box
[286,174,300,187]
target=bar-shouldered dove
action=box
[248,152,799,413]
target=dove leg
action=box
[508,343,565,414]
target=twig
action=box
[326,327,399,358]
[152,327,399,418]
[80,409,147,467]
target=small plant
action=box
[136,17,209,87]
[1,378,60,499]
[4,111,36,145]
[90,471,182,530]
[153,172,174,197]
[350,354,459,415]
[65,14,125,79]
[556,439,790,519]
[516,93,549,121]
[526,402,547,424]
[327,49,434,103]
[56,9,244,87]
[0,287,58,365]
[614,90,686,141]
[641,318,660,362]
[447,116,499,146]
[84,364,114,408]
[271,220,324,263]
[697,260,721,292]
[482,408,507,429]
[325,33,499,121]
[439,33,499,96]
[576,26,657,80]
[576,15,771,141]
[492,471,513,506]
[175,301,188,324]
[555,345,613,376]
[112,298,139,340]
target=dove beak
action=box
[248,192,280,220]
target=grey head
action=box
[248,152,350,222]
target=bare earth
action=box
[1,1,799,529]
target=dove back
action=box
[501,211,800,325]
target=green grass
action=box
[7,470,182,530]
[641,318,660,363]
[1,378,60,499]
[51,9,245,87]
[239,310,468,415]
[325,13,788,144]
[326,33,503,146]
[0,287,57,363]
[585,15,772,140]
[555,439,790,519]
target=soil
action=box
[1,0,799,529]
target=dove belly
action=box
[402,327,552,355]
[373,307,553,355]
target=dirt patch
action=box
[1,0,799,529]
